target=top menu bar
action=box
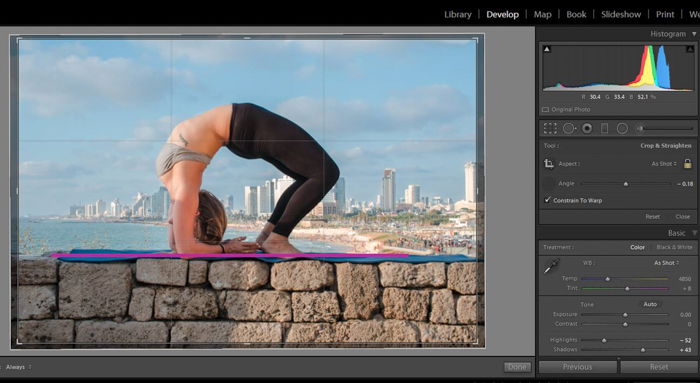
[3,6,700,25]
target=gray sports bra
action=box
[155,142,212,177]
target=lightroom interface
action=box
[1,6,700,381]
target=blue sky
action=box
[18,38,477,215]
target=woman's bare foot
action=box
[262,232,302,254]
[256,222,276,246]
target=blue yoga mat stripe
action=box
[62,249,477,263]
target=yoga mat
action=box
[56,249,477,263]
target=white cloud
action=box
[19,42,186,116]
[19,161,92,178]
[274,84,472,138]
[136,39,410,66]
[137,40,299,65]
[295,64,318,78]
[275,96,381,136]
[118,115,178,150]
[384,84,471,124]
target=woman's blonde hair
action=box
[194,189,227,245]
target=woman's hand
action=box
[221,236,260,253]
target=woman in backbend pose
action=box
[156,103,340,254]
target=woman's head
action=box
[194,189,227,244]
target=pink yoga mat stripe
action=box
[51,253,409,258]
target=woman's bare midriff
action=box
[159,104,233,188]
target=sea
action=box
[17,219,350,255]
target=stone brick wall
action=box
[11,256,484,348]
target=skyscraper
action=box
[84,203,94,218]
[95,199,107,218]
[334,177,346,213]
[69,205,82,217]
[465,161,477,203]
[264,180,274,212]
[244,186,258,217]
[110,199,121,218]
[226,195,234,212]
[322,187,336,203]
[274,175,294,206]
[405,184,420,205]
[257,183,272,216]
[151,187,169,219]
[132,192,151,218]
[381,169,396,212]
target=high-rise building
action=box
[322,187,336,203]
[84,203,94,218]
[257,183,272,216]
[312,201,337,217]
[95,199,107,217]
[69,205,82,217]
[244,186,258,217]
[273,175,294,206]
[132,192,151,218]
[432,196,442,206]
[226,195,234,212]
[405,184,420,205]
[465,161,477,203]
[164,192,170,219]
[151,187,169,219]
[264,180,274,212]
[334,177,346,213]
[110,199,121,218]
[381,169,396,212]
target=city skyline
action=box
[61,161,477,219]
[18,39,477,216]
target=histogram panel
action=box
[543,45,695,91]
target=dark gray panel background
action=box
[0,25,535,363]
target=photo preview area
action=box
[11,35,484,348]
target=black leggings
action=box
[226,103,340,237]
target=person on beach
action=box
[157,103,340,254]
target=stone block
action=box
[17,320,74,348]
[270,260,334,291]
[58,263,132,319]
[292,291,340,323]
[224,290,291,322]
[18,257,58,285]
[18,285,55,320]
[285,323,335,344]
[334,320,419,343]
[208,260,268,290]
[378,262,446,288]
[75,320,168,347]
[170,321,234,346]
[229,322,283,343]
[447,262,483,294]
[335,263,380,320]
[417,323,476,343]
[456,295,484,324]
[136,259,188,287]
[128,287,155,322]
[188,260,208,285]
[430,289,457,324]
[382,288,429,321]
[154,287,218,320]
